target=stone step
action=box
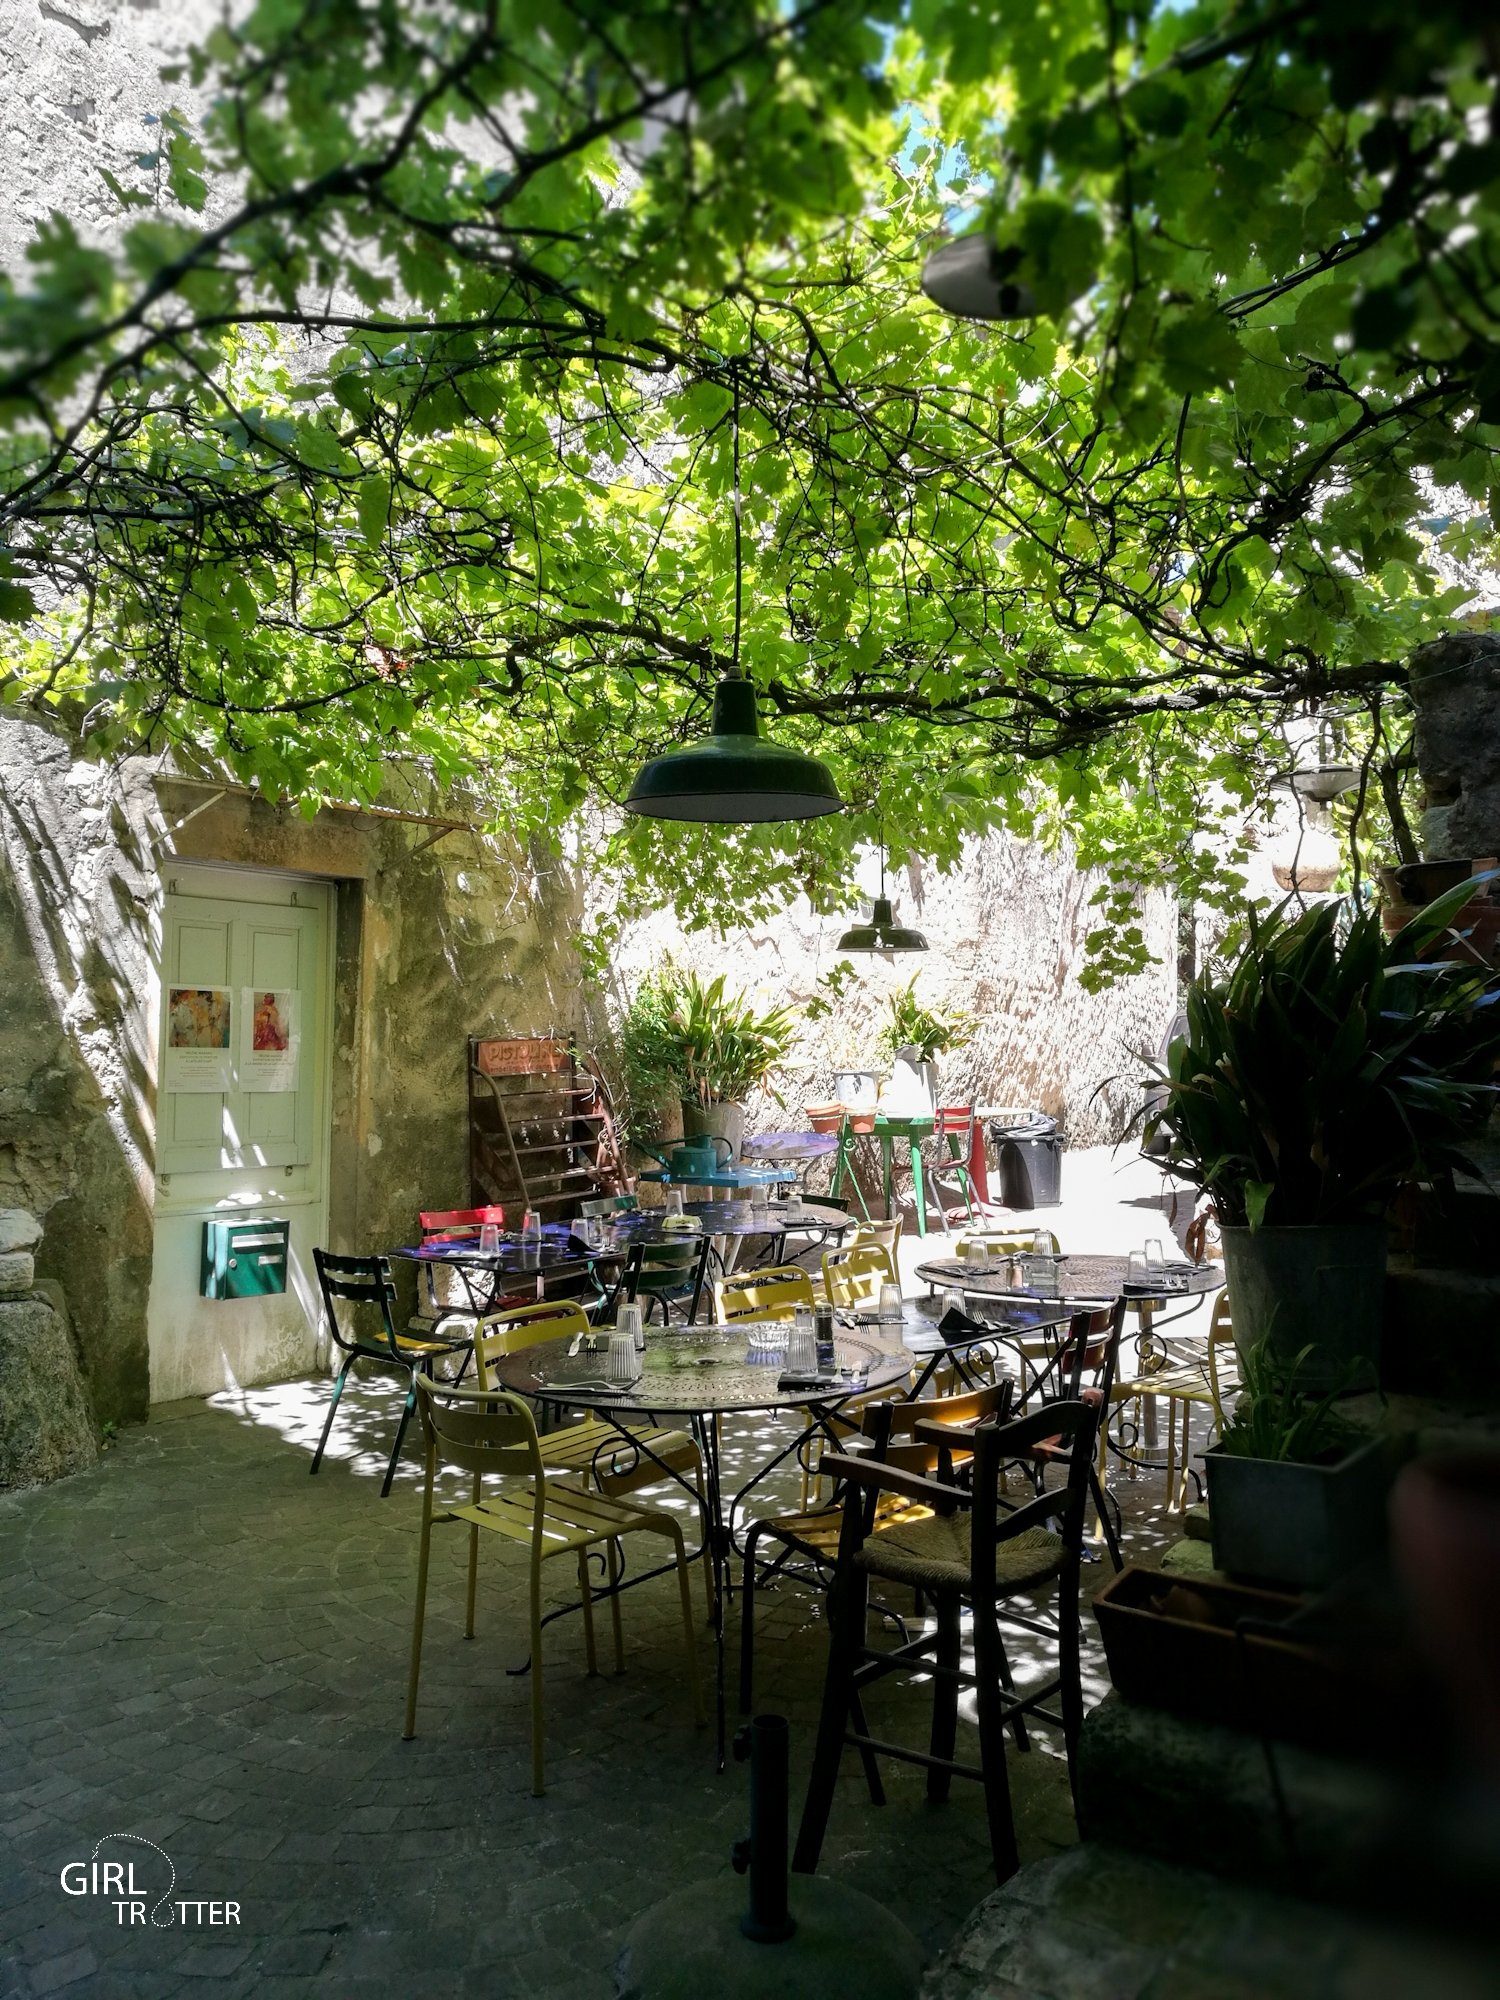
[921,1844,1497,2000]
[1075,1690,1500,1934]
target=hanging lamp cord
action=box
[731,369,743,676]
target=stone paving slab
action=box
[0,1370,1156,1998]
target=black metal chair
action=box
[602,1237,713,1325]
[792,1396,1099,1886]
[311,1250,473,1497]
[1013,1299,1128,1572]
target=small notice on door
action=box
[240,988,300,1093]
[166,987,234,1093]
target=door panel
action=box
[147,867,334,1404]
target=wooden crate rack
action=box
[467,1032,630,1217]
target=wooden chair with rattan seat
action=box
[471,1300,713,1612]
[793,1397,1099,1887]
[311,1249,474,1497]
[738,1378,1013,1713]
[401,1377,702,1795]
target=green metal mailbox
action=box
[200,1217,290,1299]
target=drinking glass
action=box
[618,1302,644,1352]
[478,1223,500,1255]
[1126,1251,1149,1291]
[877,1282,903,1327]
[964,1238,987,1267]
[1144,1238,1166,1283]
[787,1319,817,1376]
[607,1332,637,1385]
[942,1288,966,1321]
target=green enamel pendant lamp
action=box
[624,371,843,825]
[624,673,843,822]
[838,847,927,953]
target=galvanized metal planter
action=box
[1205,1434,1394,1590]
[1219,1222,1385,1384]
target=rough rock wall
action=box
[593,832,1178,1150]
[0,716,159,1424]
[1410,632,1500,860]
[328,820,585,1261]
[0,0,223,277]
[0,712,584,1419]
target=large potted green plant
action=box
[876,982,972,1110]
[1143,889,1500,1381]
[622,967,797,1163]
[1205,1341,1394,1590]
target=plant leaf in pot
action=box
[1138,889,1500,1382]
[618,964,797,1165]
[1205,1341,1396,1591]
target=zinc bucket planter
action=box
[1205,1435,1394,1591]
[1219,1222,1386,1384]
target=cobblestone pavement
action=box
[1,1153,1204,1999]
[0,1354,1196,2000]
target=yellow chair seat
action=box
[534,1417,698,1495]
[393,1333,467,1358]
[755,1491,934,1563]
[449,1479,681,1555]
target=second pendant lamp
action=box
[838,848,927,954]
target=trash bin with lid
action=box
[988,1110,1062,1208]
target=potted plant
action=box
[1205,1341,1396,1591]
[619,968,690,1150]
[648,964,804,1160]
[876,982,972,1110]
[1142,888,1500,1381]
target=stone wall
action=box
[1409,631,1500,860]
[591,832,1178,1152]
[0,721,159,1425]
[0,711,583,1429]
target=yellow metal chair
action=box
[1111,1289,1240,1511]
[471,1301,712,1609]
[952,1228,1060,1261]
[822,1241,898,1308]
[402,1377,701,1794]
[714,1266,816,1324]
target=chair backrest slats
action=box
[419,1205,506,1242]
[822,1241,896,1307]
[472,1301,589,1384]
[415,1377,541,1479]
[714,1265,815,1324]
[314,1248,403,1361]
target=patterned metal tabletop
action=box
[597,1199,851,1249]
[914,1252,1221,1306]
[488,1319,913,1418]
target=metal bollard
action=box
[731,1713,797,1943]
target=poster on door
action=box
[165,986,234,1093]
[239,988,300,1092]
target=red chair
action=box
[924,1107,980,1232]
[418,1205,506,1245]
[413,1206,513,1327]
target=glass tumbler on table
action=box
[478,1222,500,1255]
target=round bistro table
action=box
[489,1318,914,1767]
[915,1251,1223,1463]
